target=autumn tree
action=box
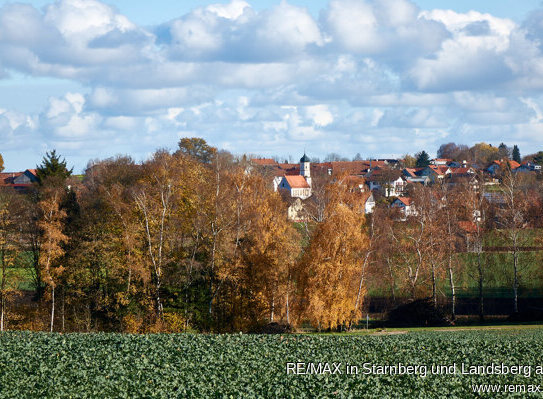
[0,191,19,331]
[437,143,469,161]
[176,137,217,164]
[470,143,499,165]
[439,184,465,320]
[234,174,301,329]
[38,185,68,332]
[401,154,416,168]
[298,183,369,330]
[459,173,487,321]
[132,150,205,322]
[498,143,511,159]
[498,166,529,314]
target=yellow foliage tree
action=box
[298,184,369,330]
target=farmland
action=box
[1,329,543,398]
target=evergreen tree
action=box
[0,154,4,173]
[36,150,73,184]
[512,145,521,163]
[415,151,430,167]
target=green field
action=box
[1,329,543,398]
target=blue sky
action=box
[2,0,543,171]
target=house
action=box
[360,192,375,214]
[250,158,277,166]
[515,162,541,173]
[277,154,312,199]
[365,169,405,197]
[13,169,39,184]
[287,197,307,222]
[419,165,451,182]
[390,197,416,218]
[278,175,311,199]
[0,169,38,191]
[447,160,469,168]
[430,158,451,166]
[486,160,520,175]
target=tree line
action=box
[0,139,542,332]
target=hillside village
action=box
[251,148,542,222]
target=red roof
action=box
[427,165,450,175]
[284,175,310,189]
[403,168,421,177]
[251,158,277,166]
[27,169,38,176]
[0,172,22,186]
[395,197,411,206]
[493,160,520,169]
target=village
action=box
[251,145,542,222]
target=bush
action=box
[248,322,292,334]
[508,309,543,322]
[386,298,452,327]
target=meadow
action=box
[1,329,543,398]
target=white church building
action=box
[277,153,312,200]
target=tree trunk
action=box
[477,251,484,322]
[270,295,275,323]
[1,294,4,332]
[50,286,55,333]
[431,262,437,308]
[513,250,519,313]
[61,289,65,332]
[386,259,396,305]
[286,291,290,325]
[447,260,456,321]
[86,303,91,332]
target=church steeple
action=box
[300,152,311,187]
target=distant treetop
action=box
[512,145,521,163]
[415,150,430,167]
[176,137,217,163]
[36,150,73,183]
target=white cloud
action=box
[323,0,448,63]
[1,0,543,170]
[305,105,333,127]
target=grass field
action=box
[1,328,543,398]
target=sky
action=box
[2,0,543,171]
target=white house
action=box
[361,192,375,214]
[277,153,312,199]
[390,197,416,219]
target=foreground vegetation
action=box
[1,329,543,397]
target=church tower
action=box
[300,153,311,187]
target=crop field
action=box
[1,330,543,398]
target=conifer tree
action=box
[512,145,521,163]
[415,151,430,167]
[36,150,73,184]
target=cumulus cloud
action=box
[163,0,322,62]
[1,0,543,170]
[322,0,449,65]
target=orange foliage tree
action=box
[297,183,369,330]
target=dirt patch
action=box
[372,330,408,335]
